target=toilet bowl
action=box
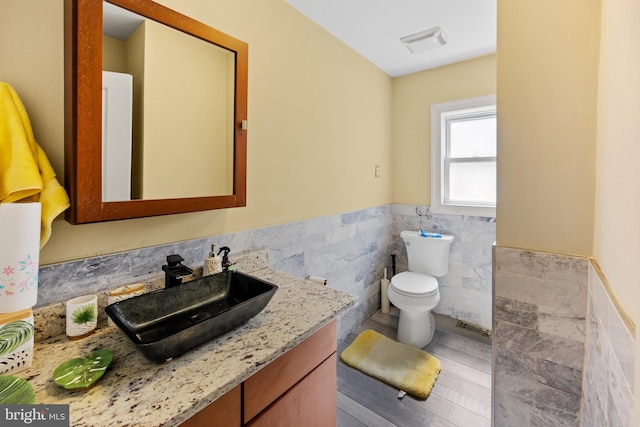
[388,272,441,348]
[388,230,453,348]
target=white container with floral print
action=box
[0,203,40,313]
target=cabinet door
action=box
[244,321,337,422]
[181,385,241,427]
[247,353,337,427]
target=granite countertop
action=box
[23,268,356,427]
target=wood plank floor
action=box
[337,308,492,427]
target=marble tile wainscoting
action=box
[493,246,588,426]
[38,204,497,342]
[392,204,496,330]
[38,203,501,344]
[493,246,636,426]
[582,261,635,426]
[38,206,394,341]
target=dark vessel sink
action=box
[105,270,277,362]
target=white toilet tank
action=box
[401,230,454,277]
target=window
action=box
[431,95,496,217]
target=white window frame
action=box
[431,95,496,217]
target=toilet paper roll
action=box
[307,276,327,286]
[0,203,41,313]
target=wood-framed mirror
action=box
[64,0,248,224]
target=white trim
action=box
[431,95,496,217]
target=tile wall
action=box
[582,262,635,426]
[37,204,495,340]
[493,246,588,426]
[38,206,393,339]
[493,246,636,426]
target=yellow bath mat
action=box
[340,330,441,399]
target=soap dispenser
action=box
[203,244,223,276]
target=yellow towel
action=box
[0,82,70,247]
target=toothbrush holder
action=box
[66,295,98,339]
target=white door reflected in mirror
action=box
[102,71,133,202]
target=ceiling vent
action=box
[400,27,448,54]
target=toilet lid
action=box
[391,272,438,297]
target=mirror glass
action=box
[102,3,234,202]
[64,0,248,224]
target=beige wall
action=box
[594,0,640,328]
[496,0,600,256]
[127,22,145,198]
[102,35,127,72]
[391,55,496,205]
[0,0,392,264]
[0,1,65,197]
[593,0,640,416]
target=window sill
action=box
[430,203,496,218]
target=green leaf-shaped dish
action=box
[0,375,36,403]
[53,349,113,390]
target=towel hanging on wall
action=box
[0,82,70,247]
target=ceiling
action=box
[285,0,497,78]
[103,2,145,41]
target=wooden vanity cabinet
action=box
[246,354,337,427]
[181,385,241,427]
[244,320,337,426]
[181,320,337,427]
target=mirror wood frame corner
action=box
[64,0,248,224]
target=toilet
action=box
[387,230,454,348]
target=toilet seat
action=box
[390,272,438,298]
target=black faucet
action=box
[162,254,194,288]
